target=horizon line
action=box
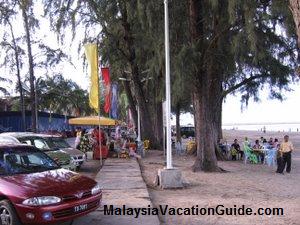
[223,122,300,126]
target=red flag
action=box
[101,68,111,113]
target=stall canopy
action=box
[68,116,118,126]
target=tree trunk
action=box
[289,0,300,49]
[8,20,26,131]
[214,101,223,141]
[153,101,163,149]
[192,91,203,171]
[120,1,156,146]
[189,0,222,172]
[175,103,181,143]
[21,4,36,132]
[122,73,138,127]
[192,85,222,171]
[213,100,226,161]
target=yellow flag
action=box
[84,43,99,112]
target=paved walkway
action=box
[73,158,160,225]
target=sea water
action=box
[222,123,300,132]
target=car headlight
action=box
[91,183,101,195]
[22,196,61,206]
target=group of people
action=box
[74,127,107,158]
[73,126,139,159]
[229,135,294,174]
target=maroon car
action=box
[0,144,102,225]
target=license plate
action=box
[74,204,88,213]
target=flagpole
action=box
[96,43,102,166]
[164,0,172,169]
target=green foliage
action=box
[9,0,296,122]
[182,0,298,107]
[18,74,92,116]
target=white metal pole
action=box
[97,44,102,166]
[35,80,38,132]
[137,105,141,142]
[164,0,172,169]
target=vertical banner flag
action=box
[101,67,111,114]
[111,83,118,119]
[84,44,99,112]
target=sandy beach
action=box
[140,130,300,225]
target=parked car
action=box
[180,126,195,138]
[0,144,102,225]
[43,135,86,169]
[0,133,75,171]
[0,133,85,169]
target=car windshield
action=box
[0,148,59,176]
[31,138,52,150]
[47,137,71,149]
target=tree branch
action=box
[222,74,267,98]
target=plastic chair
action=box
[243,145,258,164]
[143,140,150,151]
[264,148,277,166]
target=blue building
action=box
[0,111,74,132]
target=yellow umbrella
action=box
[68,116,117,126]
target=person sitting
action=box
[252,140,264,163]
[128,138,137,157]
[231,139,241,160]
[273,138,280,149]
[92,127,107,146]
[218,139,227,155]
[243,137,251,147]
[260,136,264,144]
[268,137,274,146]
[252,140,261,149]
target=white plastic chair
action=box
[264,148,277,166]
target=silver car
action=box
[0,133,75,170]
[0,133,85,170]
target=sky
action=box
[171,83,300,126]
[1,3,299,127]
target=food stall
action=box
[68,116,118,159]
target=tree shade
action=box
[68,116,117,126]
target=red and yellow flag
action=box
[102,67,111,114]
[84,43,99,112]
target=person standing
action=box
[276,135,294,174]
[231,139,241,160]
[74,127,82,149]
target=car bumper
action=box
[14,193,102,224]
[72,156,85,166]
[73,159,84,167]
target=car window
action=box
[22,140,32,145]
[47,137,70,149]
[0,148,59,175]
[33,139,50,150]
[27,154,42,164]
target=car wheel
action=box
[0,200,21,225]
